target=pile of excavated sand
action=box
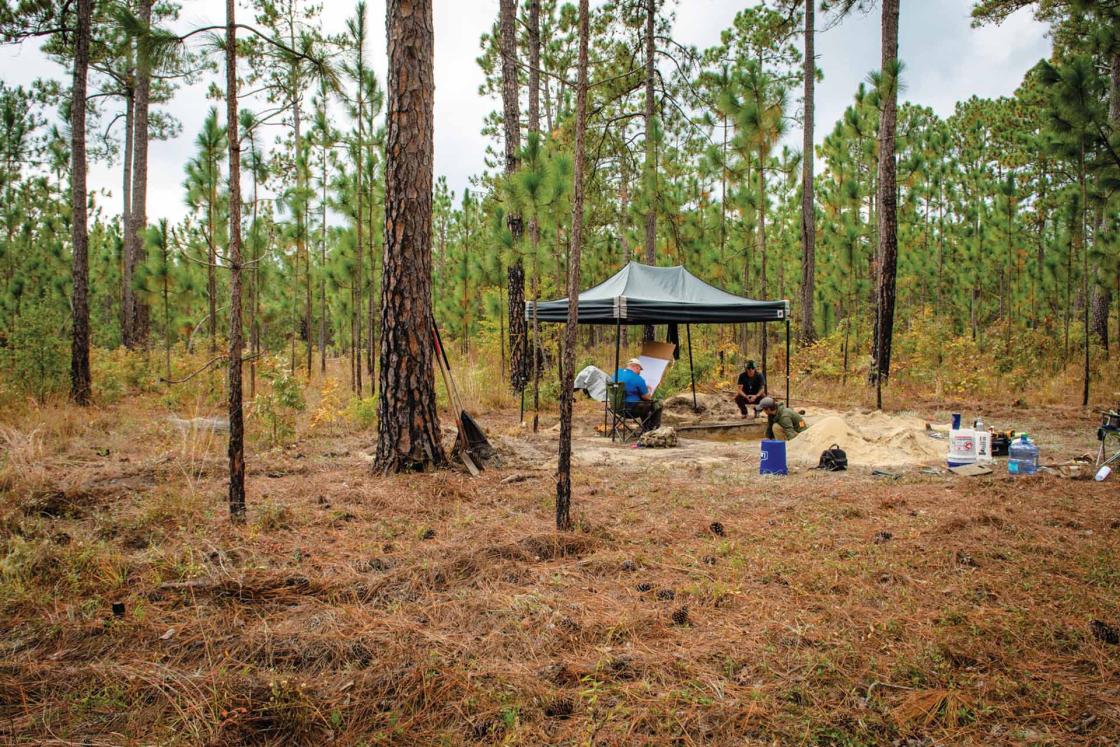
[661,392,742,425]
[787,413,945,468]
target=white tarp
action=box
[574,365,610,402]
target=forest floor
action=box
[1,386,1119,746]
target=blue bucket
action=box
[760,439,787,475]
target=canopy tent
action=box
[527,261,788,325]
[526,262,792,434]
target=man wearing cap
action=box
[734,360,767,418]
[615,358,662,431]
[759,397,807,441]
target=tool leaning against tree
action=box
[431,319,496,476]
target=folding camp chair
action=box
[606,381,643,443]
[1097,407,1120,469]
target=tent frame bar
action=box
[686,324,697,411]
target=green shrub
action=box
[4,306,67,401]
[251,358,306,447]
[345,396,378,428]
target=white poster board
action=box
[637,341,676,392]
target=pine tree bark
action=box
[870,0,899,403]
[557,0,589,532]
[319,127,328,374]
[120,83,134,344]
[69,0,93,405]
[353,8,365,396]
[226,0,246,520]
[374,0,447,474]
[125,0,153,348]
[798,0,816,345]
[641,0,656,342]
[501,0,529,392]
[1090,51,1120,355]
[528,0,542,430]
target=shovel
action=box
[432,320,494,475]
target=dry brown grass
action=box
[1,382,1119,745]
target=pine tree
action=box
[557,0,588,532]
[374,0,446,474]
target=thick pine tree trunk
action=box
[501,0,529,392]
[69,0,93,405]
[126,0,153,348]
[226,0,246,520]
[798,0,816,345]
[870,0,899,408]
[557,0,589,532]
[641,0,656,343]
[374,0,447,474]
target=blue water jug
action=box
[1008,434,1039,476]
[760,439,788,475]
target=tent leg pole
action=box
[785,318,791,407]
[687,323,697,411]
[762,321,767,385]
[611,317,622,442]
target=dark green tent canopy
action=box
[526,261,789,325]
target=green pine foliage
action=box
[0,0,1118,406]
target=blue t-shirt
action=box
[615,368,648,403]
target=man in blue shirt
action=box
[614,358,662,431]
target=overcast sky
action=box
[0,0,1050,225]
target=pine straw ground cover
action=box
[1,397,1118,745]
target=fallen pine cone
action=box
[636,582,653,593]
[543,698,574,719]
[671,606,689,626]
[656,589,675,601]
[709,521,726,537]
[1091,619,1119,645]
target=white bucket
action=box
[948,429,977,468]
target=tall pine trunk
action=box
[528,0,542,431]
[758,145,767,380]
[226,0,246,520]
[1090,51,1120,355]
[353,3,366,396]
[374,0,446,474]
[641,0,656,342]
[870,0,899,410]
[501,0,529,392]
[121,84,134,343]
[320,123,328,374]
[126,0,153,348]
[798,0,816,345]
[557,0,589,532]
[69,0,93,405]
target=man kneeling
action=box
[615,358,662,432]
[760,396,807,441]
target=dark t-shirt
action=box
[737,370,766,396]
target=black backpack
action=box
[818,443,848,472]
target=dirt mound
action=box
[661,392,740,425]
[788,414,943,468]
